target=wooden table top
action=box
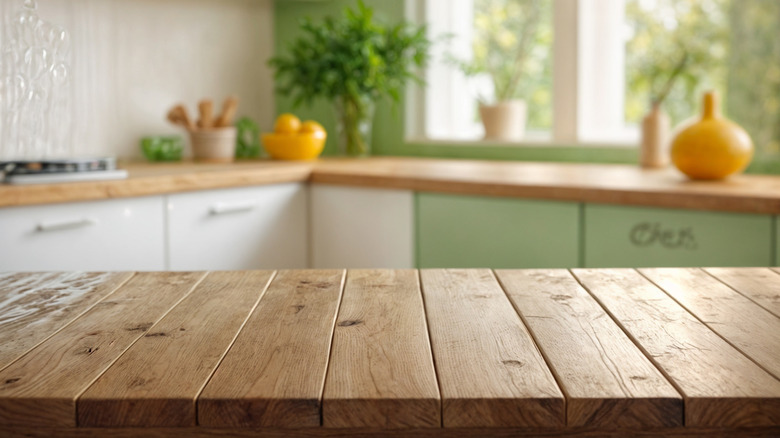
[0,269,778,437]
[3,157,780,214]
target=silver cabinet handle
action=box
[36,217,98,232]
[209,201,256,215]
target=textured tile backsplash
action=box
[0,0,274,160]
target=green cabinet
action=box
[775,216,779,266]
[584,204,773,268]
[416,193,580,268]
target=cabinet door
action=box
[584,204,772,268]
[167,183,307,270]
[0,196,165,271]
[417,193,580,268]
[311,185,414,268]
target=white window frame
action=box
[406,0,636,147]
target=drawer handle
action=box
[209,201,256,215]
[36,218,98,232]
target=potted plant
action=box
[268,1,431,157]
[451,0,545,141]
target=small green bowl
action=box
[141,136,184,162]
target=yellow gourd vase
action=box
[670,91,754,180]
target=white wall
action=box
[0,0,274,160]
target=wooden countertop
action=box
[3,157,780,213]
[0,268,778,437]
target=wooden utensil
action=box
[166,104,195,130]
[198,100,215,129]
[215,97,239,128]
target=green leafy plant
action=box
[140,136,183,162]
[625,0,730,124]
[450,0,550,104]
[650,52,689,107]
[234,117,261,159]
[268,1,431,155]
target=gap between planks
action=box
[417,269,445,429]
[565,269,691,415]
[311,270,347,428]
[191,271,279,426]
[704,268,780,319]
[494,269,682,428]
[572,268,780,427]
[638,268,780,381]
[489,269,574,426]
[73,272,211,425]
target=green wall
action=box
[273,0,778,172]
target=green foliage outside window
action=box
[463,0,779,159]
[464,0,553,131]
[625,0,731,126]
[727,0,780,161]
[626,0,780,161]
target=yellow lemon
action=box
[274,113,301,134]
[299,120,326,138]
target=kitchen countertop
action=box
[0,268,778,437]
[2,157,780,213]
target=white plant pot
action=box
[479,100,527,141]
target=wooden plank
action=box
[0,272,134,370]
[322,269,440,428]
[707,268,780,318]
[0,272,61,302]
[641,268,780,380]
[0,271,205,428]
[78,270,275,427]
[199,270,344,428]
[4,426,780,438]
[495,269,682,427]
[573,268,780,427]
[420,269,564,428]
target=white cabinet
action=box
[0,196,166,271]
[167,183,307,270]
[310,184,414,269]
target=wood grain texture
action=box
[641,268,780,380]
[3,157,780,214]
[420,269,564,428]
[495,269,682,427]
[573,268,780,427]
[2,426,780,438]
[0,272,133,370]
[0,161,313,208]
[311,158,780,214]
[0,271,205,427]
[78,271,275,427]
[322,270,440,428]
[707,268,780,318]
[199,270,345,428]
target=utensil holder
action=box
[189,127,237,163]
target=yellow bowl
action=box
[262,132,326,161]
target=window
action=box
[408,0,780,157]
[419,0,553,140]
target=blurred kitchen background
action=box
[1,0,778,169]
[0,0,273,160]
